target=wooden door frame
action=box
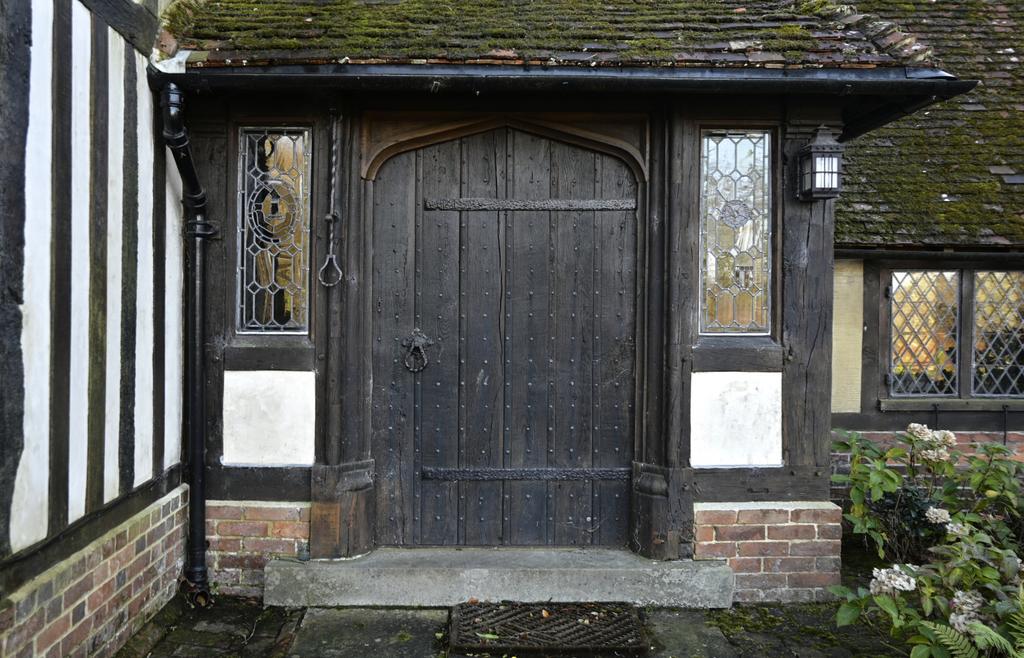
[309,105,687,558]
[184,92,838,559]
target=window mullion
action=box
[880,267,893,400]
[958,269,974,399]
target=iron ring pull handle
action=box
[318,212,343,287]
[402,328,434,373]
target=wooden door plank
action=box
[460,130,506,545]
[549,140,596,546]
[594,153,638,547]
[371,150,417,545]
[368,125,641,548]
[418,140,462,545]
[506,130,552,545]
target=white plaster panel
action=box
[163,152,184,469]
[222,371,316,466]
[133,52,155,487]
[690,371,783,468]
[12,0,54,552]
[831,260,864,413]
[103,29,126,502]
[67,0,92,523]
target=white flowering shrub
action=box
[831,426,1024,656]
[834,425,1020,563]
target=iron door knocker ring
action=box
[318,212,343,287]
[402,328,433,373]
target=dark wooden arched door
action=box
[370,127,639,546]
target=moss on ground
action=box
[707,602,899,656]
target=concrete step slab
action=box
[264,547,734,608]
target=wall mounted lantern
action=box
[798,126,843,200]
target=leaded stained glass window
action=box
[973,271,1024,396]
[699,131,772,334]
[237,128,311,333]
[889,271,960,396]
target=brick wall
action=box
[694,501,842,604]
[831,430,1024,501]
[205,501,311,598]
[838,431,1024,458]
[0,485,187,658]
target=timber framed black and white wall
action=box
[0,0,184,588]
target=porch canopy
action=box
[156,0,975,140]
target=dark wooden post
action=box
[630,110,692,560]
[781,120,837,472]
[310,112,376,558]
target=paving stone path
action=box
[117,595,899,657]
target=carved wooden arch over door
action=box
[361,112,649,182]
[366,118,645,546]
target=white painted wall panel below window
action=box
[67,0,92,523]
[690,371,783,468]
[222,371,316,466]
[12,0,55,552]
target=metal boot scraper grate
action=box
[448,601,647,655]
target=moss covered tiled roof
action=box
[161,0,937,69]
[837,0,1023,248]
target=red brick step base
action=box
[694,501,842,603]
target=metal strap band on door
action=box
[318,111,343,287]
[424,198,636,211]
[421,467,631,481]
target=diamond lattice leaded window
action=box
[973,271,1024,397]
[699,131,772,334]
[237,128,311,333]
[889,271,960,396]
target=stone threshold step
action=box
[264,547,734,609]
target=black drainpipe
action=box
[161,82,215,605]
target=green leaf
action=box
[922,623,980,658]
[910,645,931,658]
[966,623,1014,654]
[836,602,862,627]
[875,595,899,619]
[828,585,852,599]
[475,632,500,641]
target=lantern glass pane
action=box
[814,155,839,190]
[699,130,772,334]
[237,127,312,333]
[801,154,814,195]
